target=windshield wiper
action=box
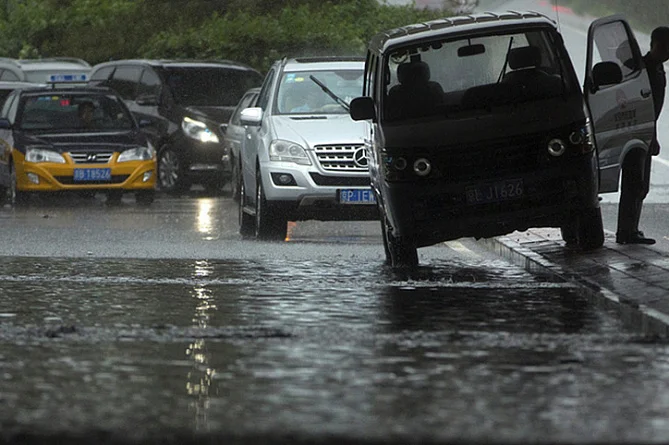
[309,75,350,112]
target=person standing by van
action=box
[616,26,669,245]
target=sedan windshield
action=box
[275,69,363,115]
[18,94,135,131]
[163,67,262,107]
[383,28,573,122]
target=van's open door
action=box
[584,15,655,193]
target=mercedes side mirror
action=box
[240,107,263,126]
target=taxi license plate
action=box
[339,189,376,205]
[74,168,112,182]
[466,178,524,205]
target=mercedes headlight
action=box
[117,144,155,162]
[25,147,66,164]
[181,116,219,143]
[269,140,311,165]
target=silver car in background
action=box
[238,56,377,240]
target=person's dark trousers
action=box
[617,150,652,238]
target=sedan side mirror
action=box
[591,61,623,92]
[240,107,263,126]
[0,118,11,130]
[136,94,159,106]
[349,97,376,121]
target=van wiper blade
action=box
[309,75,350,112]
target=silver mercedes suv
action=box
[238,56,377,240]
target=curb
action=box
[480,232,669,338]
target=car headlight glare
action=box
[182,116,219,143]
[269,140,311,165]
[25,148,66,164]
[117,144,155,162]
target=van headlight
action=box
[25,147,66,164]
[269,140,311,165]
[117,144,155,162]
[182,116,219,143]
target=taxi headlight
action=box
[25,147,66,164]
[181,116,219,143]
[269,140,311,165]
[117,145,155,162]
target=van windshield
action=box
[163,67,262,107]
[383,28,574,122]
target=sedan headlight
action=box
[269,140,311,165]
[117,144,155,163]
[25,147,66,164]
[182,116,219,143]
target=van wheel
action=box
[158,147,189,194]
[255,174,287,241]
[135,190,155,207]
[10,167,29,206]
[560,219,578,246]
[577,207,604,251]
[382,216,418,268]
[238,178,255,238]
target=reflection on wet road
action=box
[2,250,669,444]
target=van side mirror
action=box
[0,118,11,130]
[136,94,159,106]
[349,97,376,121]
[591,61,623,92]
[240,107,262,126]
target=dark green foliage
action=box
[0,0,448,72]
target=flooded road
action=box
[1,196,669,444]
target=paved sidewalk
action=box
[481,229,669,337]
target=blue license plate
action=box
[339,189,376,205]
[466,178,524,205]
[73,168,112,182]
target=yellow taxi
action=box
[0,81,156,205]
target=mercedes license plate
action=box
[466,178,524,205]
[74,168,112,182]
[339,189,376,205]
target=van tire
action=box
[382,216,418,268]
[560,219,578,246]
[577,207,605,251]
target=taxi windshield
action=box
[17,94,134,131]
[275,69,363,115]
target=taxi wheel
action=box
[10,167,29,206]
[238,178,255,238]
[255,174,287,241]
[382,216,418,268]
[158,148,189,194]
[135,190,155,207]
[577,207,605,251]
[106,190,123,206]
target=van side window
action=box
[256,69,276,111]
[138,68,161,98]
[364,54,378,98]
[591,21,641,80]
[109,66,142,100]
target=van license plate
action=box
[74,168,112,182]
[466,179,524,205]
[339,189,376,205]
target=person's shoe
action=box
[616,231,656,245]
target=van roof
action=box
[368,11,557,53]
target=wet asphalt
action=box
[1,193,669,444]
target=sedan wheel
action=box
[158,148,188,194]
